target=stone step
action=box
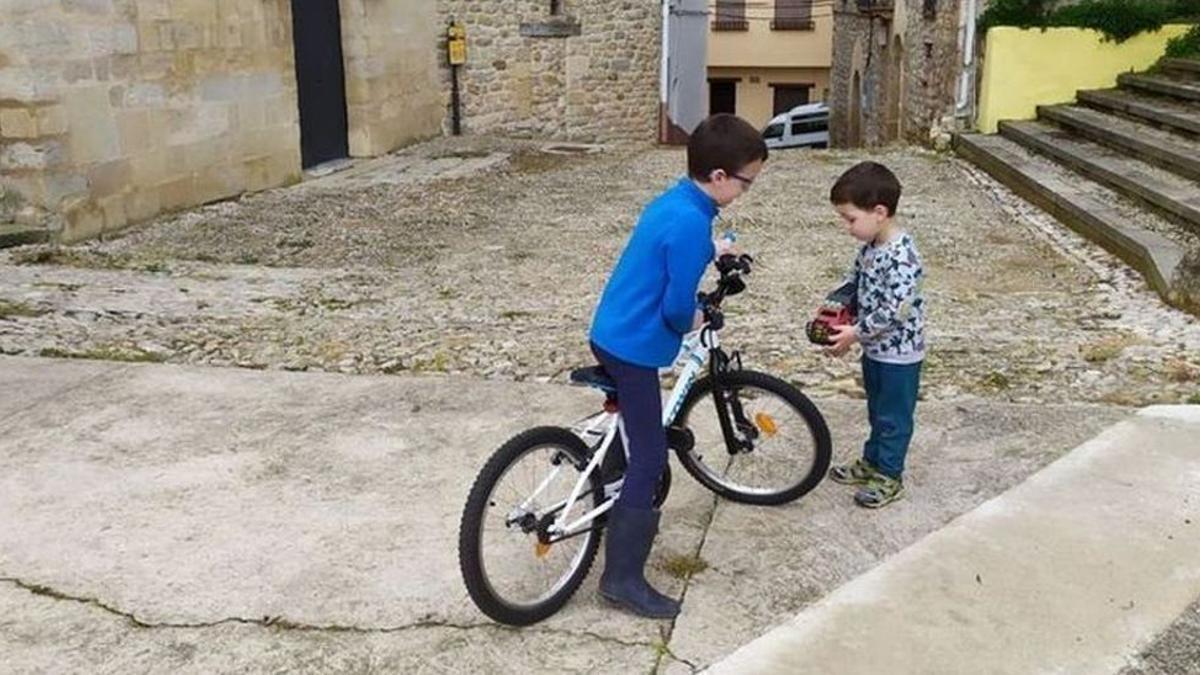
[712,407,1200,675]
[999,119,1200,236]
[953,133,1190,309]
[1119,73,1200,103]
[1160,57,1200,79]
[1077,88,1200,137]
[0,224,50,249]
[1037,104,1200,182]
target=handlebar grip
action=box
[708,309,725,331]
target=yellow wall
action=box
[977,24,1194,134]
[708,3,832,68]
[708,67,830,128]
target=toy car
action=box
[806,280,857,346]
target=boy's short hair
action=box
[830,161,902,216]
[688,114,769,181]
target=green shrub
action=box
[1165,23,1200,57]
[978,0,1053,34]
[1052,0,1173,42]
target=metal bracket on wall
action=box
[519,17,582,38]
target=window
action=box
[709,80,738,115]
[713,0,748,31]
[772,84,811,116]
[772,0,813,30]
[763,123,785,140]
[789,114,829,136]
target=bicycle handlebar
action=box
[697,253,754,331]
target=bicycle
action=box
[458,253,832,626]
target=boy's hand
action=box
[824,324,858,357]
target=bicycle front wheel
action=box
[458,426,603,625]
[675,370,831,505]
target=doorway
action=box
[290,0,350,168]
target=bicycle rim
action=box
[681,374,825,498]
[475,442,600,612]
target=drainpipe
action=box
[659,0,671,143]
[955,0,979,124]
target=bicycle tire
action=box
[674,370,831,505]
[459,426,603,625]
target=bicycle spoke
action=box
[475,443,597,610]
[685,381,822,496]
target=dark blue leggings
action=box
[591,343,667,510]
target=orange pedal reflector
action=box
[535,542,551,558]
[755,412,778,436]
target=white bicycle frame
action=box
[509,326,722,542]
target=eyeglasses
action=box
[731,172,755,188]
[715,170,753,189]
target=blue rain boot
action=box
[598,504,680,619]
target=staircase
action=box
[955,57,1200,314]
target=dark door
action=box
[290,0,349,168]
[772,84,811,115]
[709,80,737,115]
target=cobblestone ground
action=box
[2,136,1198,406]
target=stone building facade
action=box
[342,0,445,157]
[1,0,304,242]
[0,0,662,243]
[435,1,661,143]
[829,0,971,148]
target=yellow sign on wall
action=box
[447,23,467,65]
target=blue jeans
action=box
[862,357,922,480]
[591,343,667,510]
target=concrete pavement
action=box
[0,356,1136,673]
[713,406,1200,674]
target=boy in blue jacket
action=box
[589,114,768,618]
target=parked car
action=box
[762,102,830,149]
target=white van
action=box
[762,102,830,150]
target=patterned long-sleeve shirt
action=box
[844,232,926,364]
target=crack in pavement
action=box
[0,576,656,650]
[658,644,701,674]
[652,491,721,674]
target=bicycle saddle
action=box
[568,365,617,393]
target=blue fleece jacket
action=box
[589,178,718,368]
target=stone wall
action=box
[341,0,444,156]
[830,0,965,148]
[0,0,663,244]
[0,0,302,242]
[436,0,661,142]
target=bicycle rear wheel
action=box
[459,426,603,625]
[675,370,831,505]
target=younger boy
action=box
[590,114,767,617]
[824,161,926,509]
